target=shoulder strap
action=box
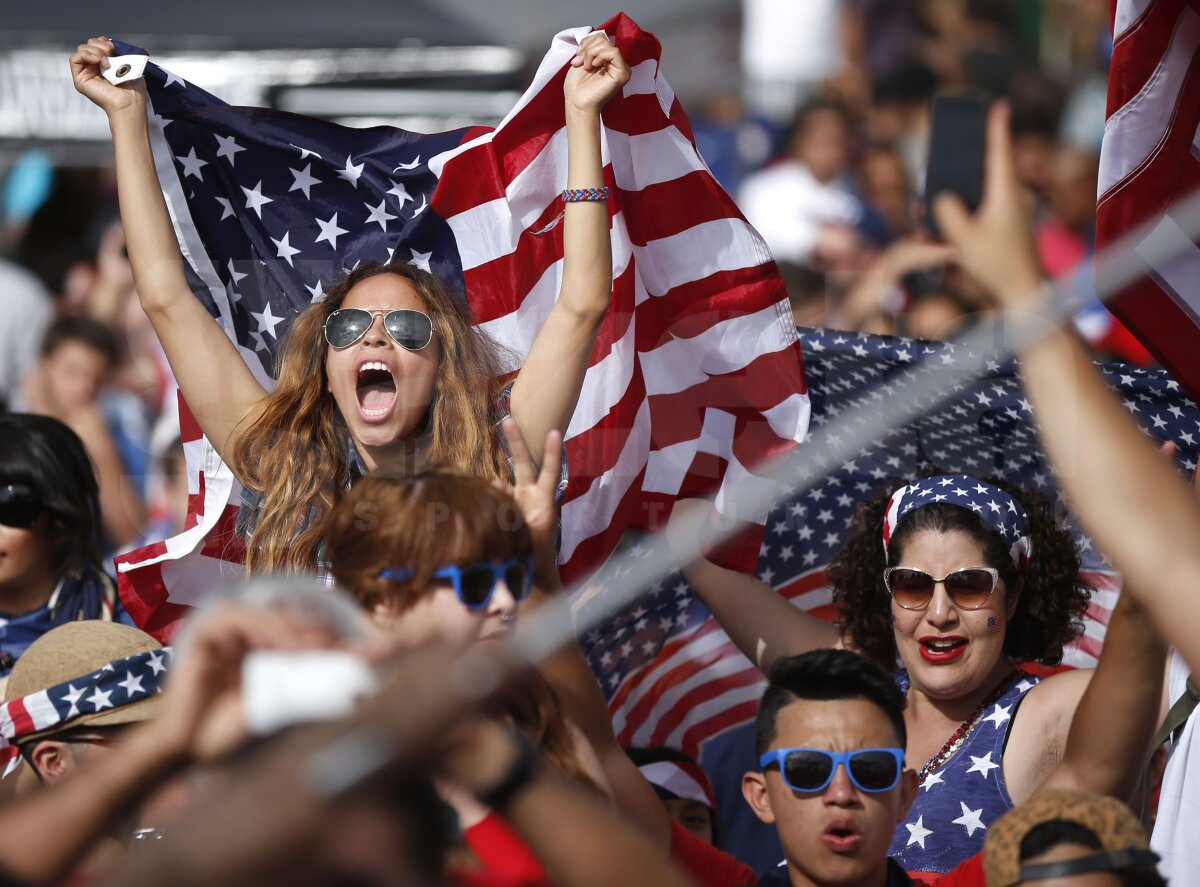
[1141,673,1200,821]
[1153,675,1200,751]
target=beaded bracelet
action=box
[562,187,609,202]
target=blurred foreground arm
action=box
[934,102,1200,671]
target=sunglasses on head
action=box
[323,308,435,351]
[759,748,905,794]
[380,556,534,610]
[0,484,40,529]
[883,566,999,611]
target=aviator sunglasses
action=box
[323,308,436,351]
[0,484,40,529]
[380,556,534,610]
[759,748,905,793]
[883,566,999,611]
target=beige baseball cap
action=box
[4,621,164,746]
[983,788,1159,885]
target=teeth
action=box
[358,361,391,375]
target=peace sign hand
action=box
[501,417,563,591]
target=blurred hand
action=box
[564,33,631,116]
[436,716,525,794]
[932,102,1044,308]
[95,221,135,293]
[69,37,146,117]
[500,417,562,589]
[880,238,956,278]
[154,603,338,762]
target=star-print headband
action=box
[0,647,172,750]
[882,475,1031,570]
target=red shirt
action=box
[910,852,985,886]
[451,813,756,887]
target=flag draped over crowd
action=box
[1097,0,1200,398]
[581,327,1200,757]
[111,14,811,637]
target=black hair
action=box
[40,317,119,365]
[785,98,852,146]
[1020,821,1166,887]
[0,414,103,576]
[755,649,906,757]
[625,745,701,769]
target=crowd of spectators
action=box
[0,1,1191,885]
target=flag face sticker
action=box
[987,616,1002,634]
[111,14,810,638]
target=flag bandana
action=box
[0,647,172,749]
[882,475,1031,569]
[639,759,716,810]
[108,14,810,638]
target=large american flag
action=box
[581,327,1200,758]
[110,14,811,637]
[1097,0,1200,398]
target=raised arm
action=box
[933,102,1200,671]
[1037,591,1168,801]
[502,420,672,848]
[508,33,629,467]
[668,500,842,674]
[70,38,267,468]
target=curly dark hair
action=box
[829,470,1090,673]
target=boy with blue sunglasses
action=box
[743,649,926,887]
[743,646,1166,886]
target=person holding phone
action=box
[69,33,626,580]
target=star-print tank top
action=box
[889,669,1040,874]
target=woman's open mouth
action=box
[919,635,968,663]
[356,361,398,421]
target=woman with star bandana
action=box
[669,105,1169,876]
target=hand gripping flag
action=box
[109,14,811,638]
[1096,0,1200,398]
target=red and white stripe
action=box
[431,14,808,582]
[1097,0,1200,399]
[112,13,808,637]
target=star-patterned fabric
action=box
[883,475,1031,568]
[890,670,1039,873]
[0,647,172,750]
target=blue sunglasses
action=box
[379,556,534,610]
[759,747,905,793]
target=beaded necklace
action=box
[910,668,1021,783]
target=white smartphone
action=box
[241,650,380,737]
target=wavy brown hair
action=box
[326,465,596,789]
[232,263,510,574]
[830,471,1091,673]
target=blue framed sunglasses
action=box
[759,747,905,793]
[379,556,534,610]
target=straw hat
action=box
[983,788,1160,885]
[4,621,163,746]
